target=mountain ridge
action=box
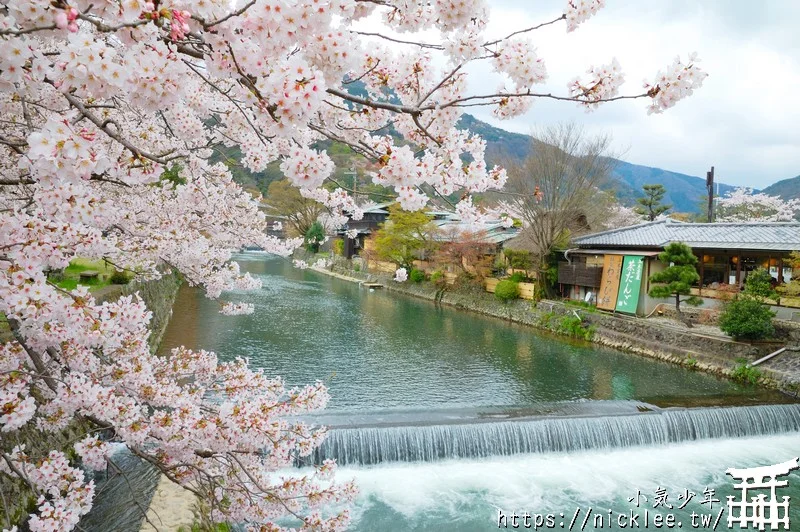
[762,175,800,200]
[458,114,737,213]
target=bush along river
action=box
[119,253,800,530]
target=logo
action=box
[726,458,799,530]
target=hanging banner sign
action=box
[615,255,645,314]
[597,254,623,310]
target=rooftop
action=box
[572,219,800,252]
[432,219,519,244]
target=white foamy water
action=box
[335,433,800,530]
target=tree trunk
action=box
[675,294,693,328]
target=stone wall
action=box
[1,273,182,528]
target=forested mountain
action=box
[215,110,738,214]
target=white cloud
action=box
[352,0,800,187]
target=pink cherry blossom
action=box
[394,268,409,282]
[0,1,704,529]
[644,53,708,114]
[716,187,800,222]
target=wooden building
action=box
[560,219,800,316]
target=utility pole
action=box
[343,166,357,197]
[706,166,715,222]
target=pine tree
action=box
[634,184,672,221]
[648,242,703,324]
[304,221,325,253]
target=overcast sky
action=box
[356,0,800,188]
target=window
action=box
[701,255,727,287]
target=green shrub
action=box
[109,270,131,285]
[503,249,532,270]
[353,263,361,272]
[430,271,443,283]
[508,271,527,283]
[684,355,698,370]
[742,268,778,301]
[304,221,325,253]
[730,359,763,385]
[538,311,556,328]
[409,268,426,283]
[494,279,520,302]
[719,296,775,340]
[332,238,345,256]
[555,315,595,340]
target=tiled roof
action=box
[572,220,800,251]
[432,219,519,244]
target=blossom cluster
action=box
[644,53,708,114]
[492,39,548,91]
[0,0,703,529]
[716,187,800,222]
[1,446,95,532]
[568,58,625,110]
[566,0,606,32]
[394,268,409,282]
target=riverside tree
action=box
[0,1,707,529]
[265,179,326,237]
[648,242,703,323]
[504,123,619,288]
[715,187,800,222]
[373,204,438,269]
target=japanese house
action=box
[559,219,800,316]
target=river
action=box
[114,253,800,530]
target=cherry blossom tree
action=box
[602,203,645,229]
[0,0,706,529]
[716,187,800,222]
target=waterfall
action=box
[313,404,800,466]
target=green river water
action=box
[152,253,800,531]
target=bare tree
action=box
[503,123,618,287]
[263,179,325,237]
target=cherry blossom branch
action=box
[435,90,650,109]
[7,319,59,393]
[483,14,566,46]
[0,24,57,36]
[60,91,175,164]
[353,31,444,50]
[200,0,258,29]
[417,64,463,107]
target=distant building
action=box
[338,204,519,259]
[339,202,394,258]
[560,219,800,317]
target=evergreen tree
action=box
[648,242,703,323]
[634,184,672,221]
[304,221,326,253]
[719,267,777,341]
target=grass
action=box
[50,258,116,292]
[555,314,596,341]
[178,521,232,531]
[731,358,763,385]
[563,300,598,313]
[537,311,595,341]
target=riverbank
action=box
[310,264,800,395]
[1,272,183,530]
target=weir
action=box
[312,403,800,465]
